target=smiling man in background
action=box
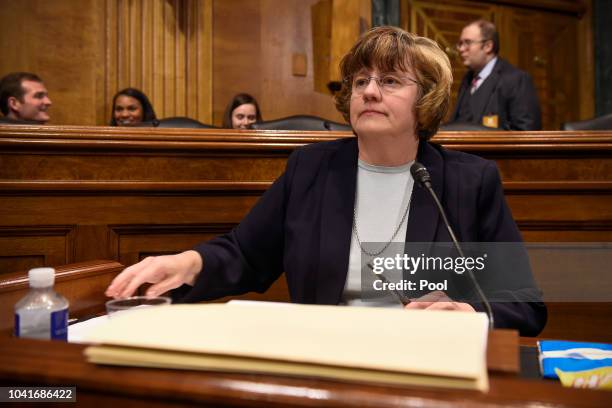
[450,20,541,131]
[0,72,52,124]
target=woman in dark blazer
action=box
[107,27,546,336]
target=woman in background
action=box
[110,88,157,126]
[222,93,262,129]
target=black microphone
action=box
[410,162,432,188]
[410,162,495,330]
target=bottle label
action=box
[51,308,68,340]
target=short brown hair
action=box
[0,72,43,116]
[468,20,499,54]
[334,26,452,140]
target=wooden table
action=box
[1,335,610,407]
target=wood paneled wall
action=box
[0,0,213,126]
[212,0,346,126]
[0,0,106,126]
[106,0,213,123]
[0,0,596,128]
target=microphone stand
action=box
[411,163,495,331]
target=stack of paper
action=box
[84,303,489,391]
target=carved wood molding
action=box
[0,226,76,236]
[104,0,213,124]
[0,126,344,153]
[2,126,612,152]
[433,131,612,152]
[484,0,587,15]
[517,220,612,231]
[0,124,347,139]
[0,226,77,271]
[1,181,610,194]
[0,181,272,194]
[0,259,124,293]
[109,223,237,236]
[504,181,612,193]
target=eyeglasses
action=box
[455,39,487,49]
[349,74,418,95]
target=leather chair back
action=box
[157,117,218,129]
[562,113,612,131]
[440,122,503,131]
[251,115,350,131]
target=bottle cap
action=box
[28,267,55,288]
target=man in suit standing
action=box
[450,20,541,130]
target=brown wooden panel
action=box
[0,0,105,125]
[104,0,213,124]
[0,195,261,226]
[0,256,44,274]
[1,126,610,342]
[508,195,612,223]
[329,0,371,81]
[522,229,612,242]
[541,303,612,342]
[0,0,212,126]
[213,0,348,126]
[311,0,333,94]
[111,224,234,265]
[0,155,288,182]
[212,0,262,125]
[0,227,75,274]
[501,6,579,131]
[1,332,611,408]
[110,224,290,302]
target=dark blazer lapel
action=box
[315,138,358,304]
[405,141,443,243]
[472,60,501,119]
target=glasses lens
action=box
[457,40,470,49]
[353,77,370,90]
[352,75,416,94]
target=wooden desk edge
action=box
[1,336,609,408]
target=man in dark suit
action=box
[450,20,541,131]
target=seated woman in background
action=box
[110,88,157,126]
[222,93,262,129]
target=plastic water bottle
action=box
[14,267,69,340]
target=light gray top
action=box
[342,159,414,307]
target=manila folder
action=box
[84,303,489,391]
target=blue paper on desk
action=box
[538,340,612,379]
